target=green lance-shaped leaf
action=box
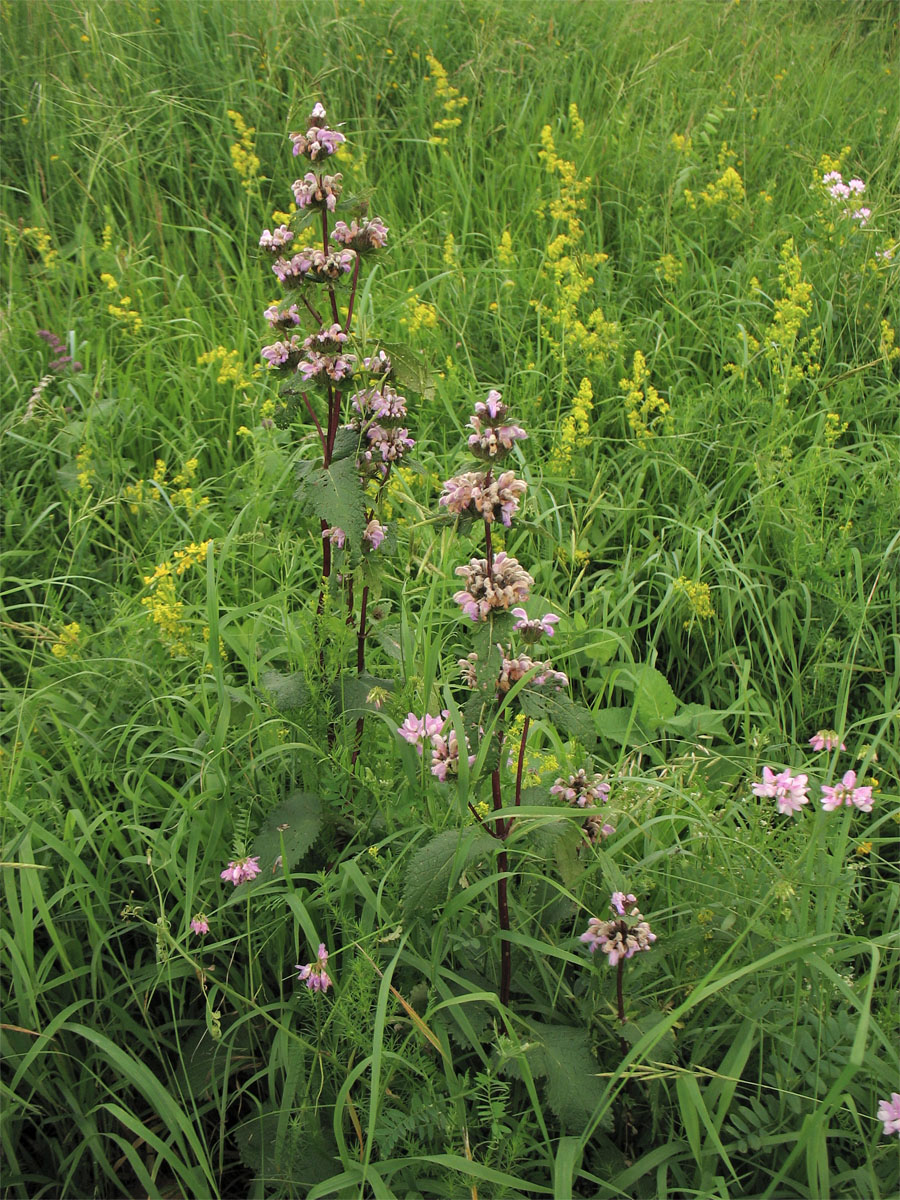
[251,790,323,876]
[403,828,497,922]
[294,456,367,547]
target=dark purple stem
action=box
[616,957,628,1057]
[514,716,530,811]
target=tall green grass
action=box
[2,1,898,1196]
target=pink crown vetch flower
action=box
[751,767,810,815]
[296,943,332,992]
[820,769,873,813]
[808,730,846,753]
[220,856,262,886]
[877,1093,900,1137]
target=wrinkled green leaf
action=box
[251,790,323,875]
[259,668,309,710]
[294,456,366,546]
[403,828,496,921]
[519,689,596,746]
[498,1021,607,1128]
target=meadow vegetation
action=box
[1,1,899,1196]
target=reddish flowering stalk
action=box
[256,103,419,761]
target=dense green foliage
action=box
[2,1,898,1197]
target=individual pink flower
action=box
[220,856,262,885]
[808,730,846,753]
[296,943,332,992]
[363,519,386,551]
[751,767,809,815]
[877,1093,900,1137]
[611,892,637,916]
[325,526,346,549]
[820,769,874,813]
[190,915,210,936]
[511,608,560,641]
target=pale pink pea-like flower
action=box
[808,730,846,753]
[611,891,637,916]
[296,943,332,992]
[363,519,386,551]
[511,608,560,641]
[751,767,810,815]
[220,856,262,885]
[820,769,873,812]
[877,1093,900,1137]
[190,915,210,936]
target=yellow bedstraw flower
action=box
[227,110,260,190]
[674,577,715,627]
[620,351,669,443]
[51,622,82,659]
[551,377,594,473]
[424,52,469,145]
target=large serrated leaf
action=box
[259,668,309,710]
[330,671,395,716]
[236,1104,338,1187]
[530,819,584,888]
[461,692,499,774]
[330,424,362,462]
[499,1021,606,1128]
[519,689,596,745]
[403,828,496,922]
[251,791,323,875]
[375,340,435,400]
[619,663,678,726]
[294,456,366,546]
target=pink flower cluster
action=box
[352,385,408,421]
[220,856,261,886]
[259,225,294,252]
[454,551,533,621]
[878,1093,900,1138]
[296,943,332,992]
[261,334,303,367]
[440,469,527,527]
[458,647,568,694]
[292,171,343,212]
[190,915,210,936]
[290,103,345,161]
[752,765,874,815]
[580,893,657,966]
[551,768,614,844]
[752,767,810,815]
[821,770,873,812]
[263,302,302,329]
[332,217,389,252]
[551,768,610,808]
[272,247,356,286]
[467,390,527,461]
[821,171,870,225]
[511,608,559,642]
[809,729,846,752]
[397,711,475,781]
